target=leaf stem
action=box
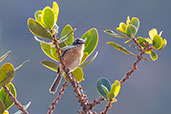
[47,81,68,114]
[3,86,29,114]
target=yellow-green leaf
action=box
[53,2,59,23]
[60,24,74,46]
[104,29,127,38]
[41,6,56,29]
[27,18,53,40]
[34,10,42,25]
[0,99,5,114]
[106,41,136,57]
[110,80,120,97]
[80,52,98,68]
[80,52,89,64]
[0,51,11,63]
[72,67,84,82]
[149,28,157,40]
[126,24,137,38]
[40,43,58,62]
[0,82,16,110]
[130,17,140,30]
[41,60,58,72]
[152,34,163,50]
[3,110,9,114]
[150,50,158,61]
[82,28,99,55]
[0,63,15,87]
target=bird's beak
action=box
[82,38,87,43]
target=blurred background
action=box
[0,0,171,114]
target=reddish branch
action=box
[3,86,29,114]
[101,101,112,114]
[48,81,68,114]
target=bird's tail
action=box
[49,73,62,94]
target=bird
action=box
[49,38,86,94]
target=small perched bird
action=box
[49,38,86,94]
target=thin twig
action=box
[88,96,104,111]
[120,37,147,86]
[48,81,68,114]
[3,86,29,114]
[100,101,112,114]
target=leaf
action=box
[60,24,74,46]
[149,28,157,40]
[97,77,111,99]
[107,92,115,101]
[126,24,137,38]
[0,63,15,87]
[0,51,11,63]
[82,28,99,55]
[0,82,16,110]
[53,2,59,23]
[104,29,127,38]
[40,43,58,61]
[80,52,89,64]
[14,101,31,114]
[101,85,109,95]
[137,37,147,47]
[15,60,30,71]
[130,17,140,30]
[124,39,132,44]
[27,18,53,40]
[152,34,163,50]
[41,6,56,29]
[3,111,9,114]
[72,67,84,82]
[106,41,136,57]
[126,16,131,25]
[110,80,120,97]
[34,10,42,24]
[41,60,58,72]
[0,99,5,114]
[150,50,158,61]
[80,52,98,68]
[158,39,167,50]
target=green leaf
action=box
[14,101,31,114]
[107,92,115,101]
[110,80,120,97]
[106,41,136,57]
[101,85,109,95]
[0,51,11,63]
[52,2,59,23]
[137,37,147,47]
[104,29,127,38]
[97,77,111,99]
[0,99,5,114]
[150,50,158,61]
[126,24,137,38]
[80,52,89,64]
[34,10,42,24]
[0,82,16,110]
[124,39,132,44]
[80,52,98,68]
[60,24,74,46]
[130,17,140,30]
[158,39,167,50]
[0,63,15,87]
[41,60,58,72]
[27,18,53,40]
[149,28,157,40]
[41,6,56,29]
[152,34,163,50]
[72,67,84,82]
[40,43,58,61]
[82,28,99,55]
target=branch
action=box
[100,101,112,114]
[51,34,91,114]
[47,81,68,114]
[88,96,104,111]
[3,86,29,114]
